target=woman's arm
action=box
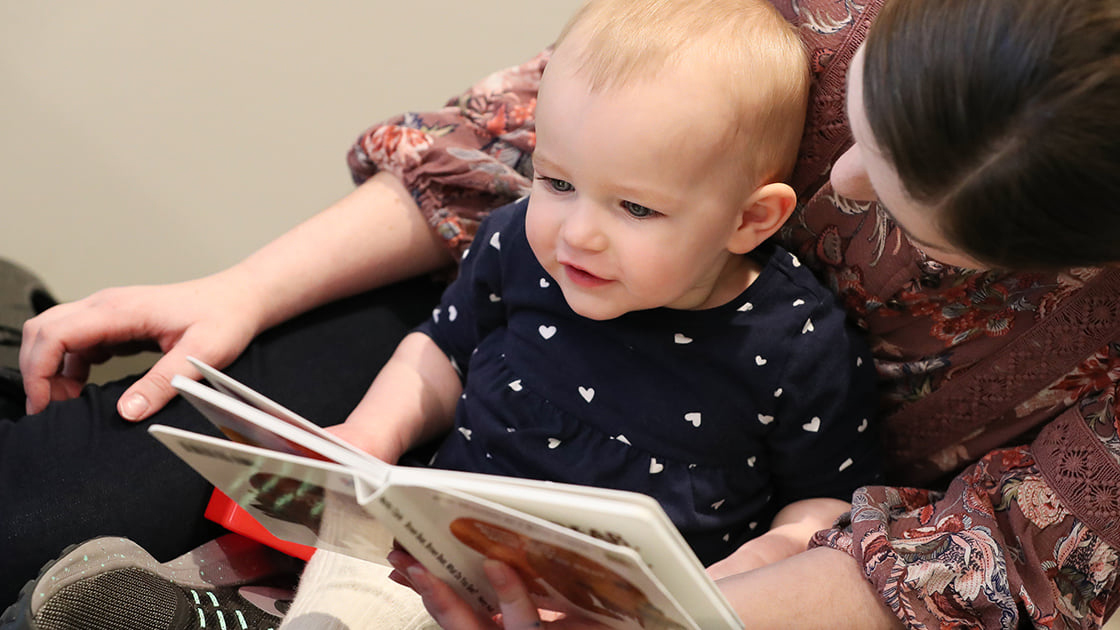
[715,547,903,629]
[388,545,903,629]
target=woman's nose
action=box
[830,144,877,202]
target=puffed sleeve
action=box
[346,51,549,259]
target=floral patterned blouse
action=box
[344,1,1120,627]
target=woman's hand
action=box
[20,272,264,420]
[20,172,452,422]
[387,549,611,630]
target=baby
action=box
[335,0,878,578]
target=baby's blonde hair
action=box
[555,0,809,186]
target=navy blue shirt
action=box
[416,198,880,565]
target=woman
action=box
[10,0,1120,627]
[331,0,1120,625]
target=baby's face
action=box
[525,50,761,321]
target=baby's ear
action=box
[726,183,797,254]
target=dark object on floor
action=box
[0,258,57,419]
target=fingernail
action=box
[120,394,149,420]
[406,566,431,593]
[482,560,510,588]
[387,549,406,567]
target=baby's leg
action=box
[280,491,436,630]
[281,550,436,630]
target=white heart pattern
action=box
[802,318,815,334]
[539,277,550,288]
[757,414,774,425]
[856,356,863,367]
[711,499,725,510]
[458,427,472,440]
[747,456,757,467]
[792,299,805,307]
[802,417,822,432]
[857,418,869,433]
[489,293,502,303]
[539,325,557,339]
[790,253,801,267]
[447,305,458,321]
[774,388,783,398]
[548,438,561,449]
[838,458,853,472]
[755,355,767,366]
[615,434,631,445]
[685,412,702,427]
[674,333,693,345]
[489,232,501,250]
[649,458,664,474]
[738,302,754,312]
[432,308,441,323]
[508,379,523,392]
[579,386,595,403]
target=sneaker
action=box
[1,535,302,630]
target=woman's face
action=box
[830,46,986,269]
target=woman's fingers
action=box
[406,561,501,630]
[388,550,611,630]
[483,560,548,629]
[115,347,197,421]
[19,280,257,420]
[20,299,111,413]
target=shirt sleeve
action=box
[346,50,550,259]
[811,397,1120,628]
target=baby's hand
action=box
[325,422,404,464]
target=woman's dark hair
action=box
[863,0,1120,269]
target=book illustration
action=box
[450,517,687,630]
[374,484,693,630]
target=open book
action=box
[149,358,744,630]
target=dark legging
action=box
[0,277,445,605]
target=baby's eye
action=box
[537,176,574,193]
[621,200,657,218]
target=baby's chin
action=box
[558,286,630,322]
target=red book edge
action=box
[205,489,317,561]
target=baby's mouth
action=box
[562,263,610,287]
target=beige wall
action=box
[1,2,579,302]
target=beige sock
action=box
[278,490,439,630]
[279,549,438,630]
